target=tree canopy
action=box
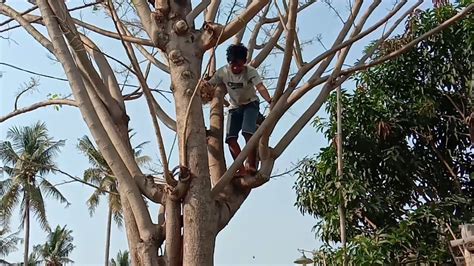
[295,3,473,264]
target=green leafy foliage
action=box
[77,133,150,227]
[295,4,473,264]
[32,225,75,265]
[0,225,21,257]
[110,250,131,266]
[0,121,68,231]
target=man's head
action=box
[226,43,248,74]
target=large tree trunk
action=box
[165,6,217,263]
[23,193,30,266]
[105,204,112,266]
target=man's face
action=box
[229,60,245,74]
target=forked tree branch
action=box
[246,3,271,61]
[286,0,409,105]
[186,0,210,26]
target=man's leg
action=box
[241,101,259,175]
[226,108,246,175]
[227,137,241,160]
[242,133,257,175]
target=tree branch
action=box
[53,168,119,195]
[186,0,210,26]
[0,3,54,52]
[263,0,316,24]
[273,0,298,106]
[233,0,253,44]
[246,3,271,61]
[0,99,77,123]
[106,0,175,186]
[339,3,474,76]
[38,1,158,242]
[130,0,164,49]
[207,85,227,186]
[205,0,221,22]
[218,0,270,45]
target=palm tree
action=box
[109,250,130,266]
[0,122,69,266]
[77,135,150,266]
[34,225,75,266]
[0,225,21,257]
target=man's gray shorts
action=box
[226,100,259,142]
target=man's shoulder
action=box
[217,65,228,73]
[246,65,258,73]
[245,66,260,78]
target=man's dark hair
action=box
[226,43,248,63]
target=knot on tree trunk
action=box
[165,165,192,201]
[168,50,185,66]
[198,22,224,51]
[173,19,188,35]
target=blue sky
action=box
[0,1,432,265]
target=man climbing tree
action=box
[205,44,272,176]
[0,0,471,265]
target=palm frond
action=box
[86,190,102,216]
[39,225,75,264]
[0,141,19,165]
[39,178,70,207]
[0,177,13,196]
[112,210,124,228]
[30,244,43,265]
[0,226,21,256]
[77,136,108,170]
[0,180,21,224]
[28,186,50,232]
[1,166,19,178]
[34,140,65,176]
[83,168,105,185]
[115,250,130,266]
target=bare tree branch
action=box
[129,0,163,48]
[286,0,407,105]
[186,0,210,26]
[0,99,77,123]
[247,3,271,61]
[218,0,270,44]
[233,0,253,44]
[273,0,298,105]
[0,0,103,33]
[0,3,53,52]
[339,3,473,77]
[205,0,221,22]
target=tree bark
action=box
[23,193,30,266]
[165,11,217,264]
[105,204,113,266]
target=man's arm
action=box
[256,82,272,104]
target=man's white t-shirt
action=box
[209,65,263,109]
